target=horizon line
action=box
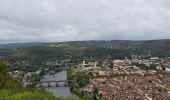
[0,38,170,45]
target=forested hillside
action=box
[1,39,169,58]
[0,39,170,71]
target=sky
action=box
[0,0,170,43]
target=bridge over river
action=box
[37,80,74,87]
[39,70,73,96]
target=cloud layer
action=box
[0,0,170,43]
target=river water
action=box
[41,70,73,97]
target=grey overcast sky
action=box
[0,0,170,43]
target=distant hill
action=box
[1,39,170,71]
[0,39,170,60]
[56,39,170,49]
[48,39,170,57]
[0,42,43,49]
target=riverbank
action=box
[41,70,73,97]
[67,67,93,100]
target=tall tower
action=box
[94,61,97,68]
[83,60,86,65]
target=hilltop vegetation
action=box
[1,39,170,58]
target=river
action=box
[41,70,73,97]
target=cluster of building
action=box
[8,70,25,79]
[8,69,44,87]
[112,60,143,75]
[75,56,170,99]
[84,75,170,100]
[76,60,111,76]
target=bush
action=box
[4,79,21,89]
[6,91,57,100]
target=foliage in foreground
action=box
[0,89,55,100]
[0,89,81,100]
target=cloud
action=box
[0,0,170,43]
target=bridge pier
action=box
[47,82,51,87]
[64,82,68,86]
[56,82,59,87]
[40,83,43,87]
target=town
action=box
[68,56,170,100]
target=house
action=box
[156,65,163,70]
[150,57,159,60]
[165,67,170,72]
[35,70,42,75]
[113,60,125,66]
[148,70,157,74]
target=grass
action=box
[0,89,81,100]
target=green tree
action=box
[0,60,9,89]
[76,72,90,87]
[93,88,99,100]
[0,60,8,74]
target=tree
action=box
[131,62,139,66]
[149,64,157,70]
[76,72,90,87]
[0,60,9,89]
[93,88,99,100]
[0,60,8,74]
